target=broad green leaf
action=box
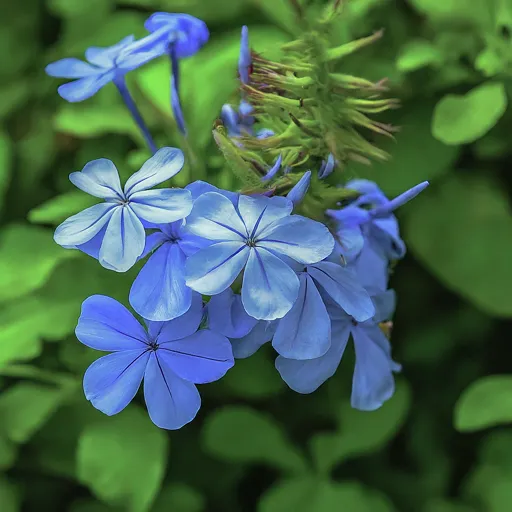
[405,174,512,317]
[432,82,507,145]
[0,435,17,470]
[0,130,12,211]
[0,382,68,443]
[152,484,205,512]
[310,380,410,473]
[28,192,97,225]
[396,39,443,72]
[0,478,19,512]
[454,375,512,431]
[0,224,76,304]
[77,406,168,512]
[202,406,308,473]
[347,101,459,196]
[259,479,395,512]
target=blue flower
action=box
[238,25,251,84]
[276,289,401,411]
[54,148,192,272]
[318,153,336,179]
[184,193,334,320]
[261,155,283,182]
[220,100,255,137]
[286,171,311,207]
[76,293,234,429]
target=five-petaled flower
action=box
[184,192,335,320]
[54,147,192,272]
[76,294,234,430]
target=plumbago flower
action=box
[54,148,192,272]
[76,293,234,429]
[184,192,335,320]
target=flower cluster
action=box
[48,4,428,430]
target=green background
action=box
[1,0,512,510]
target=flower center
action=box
[148,340,159,352]
[351,318,358,327]
[246,238,258,248]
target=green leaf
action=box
[258,479,395,512]
[424,499,476,512]
[454,375,512,431]
[0,79,31,119]
[396,39,443,72]
[0,130,12,211]
[310,380,411,474]
[475,47,506,77]
[0,224,76,304]
[0,382,68,443]
[251,0,301,35]
[405,174,512,317]
[77,406,168,512]
[152,484,205,512]
[0,478,19,512]
[432,82,507,145]
[68,498,122,512]
[201,405,308,473]
[347,101,459,196]
[0,435,17,470]
[28,192,97,225]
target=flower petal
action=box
[54,203,117,247]
[351,324,397,411]
[99,206,146,272]
[276,321,351,393]
[207,288,258,338]
[185,192,247,241]
[335,226,364,262]
[185,180,238,203]
[238,194,292,238]
[286,171,311,207]
[84,349,149,415]
[124,147,185,196]
[57,72,115,102]
[372,217,406,259]
[307,261,375,322]
[230,321,277,359]
[158,330,234,383]
[353,240,389,293]
[130,242,191,321]
[372,289,396,323]
[258,215,334,264]
[76,295,149,351]
[45,58,99,78]
[185,242,249,295]
[85,36,136,67]
[69,158,123,200]
[144,352,201,430]
[241,247,300,321]
[272,274,331,359]
[128,188,192,224]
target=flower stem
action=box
[114,76,158,155]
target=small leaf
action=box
[432,82,507,145]
[396,39,443,72]
[201,405,308,473]
[77,406,168,512]
[454,375,512,432]
[28,192,98,225]
[0,478,19,512]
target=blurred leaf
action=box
[0,435,17,470]
[310,380,410,473]
[28,191,97,225]
[475,47,506,77]
[0,130,12,211]
[0,80,31,119]
[48,0,114,18]
[454,375,512,431]
[259,478,395,512]
[69,498,123,512]
[0,382,68,443]
[396,39,443,72]
[0,224,76,304]
[0,478,19,512]
[424,499,476,512]
[202,405,308,473]
[77,406,168,512]
[151,483,205,512]
[406,174,512,317]
[250,0,301,35]
[432,82,507,145]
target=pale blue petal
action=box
[307,261,375,322]
[45,58,99,78]
[147,292,203,341]
[346,179,387,199]
[372,289,396,323]
[84,349,149,415]
[130,242,191,321]
[272,274,331,359]
[276,322,351,393]
[140,231,168,259]
[335,226,364,261]
[69,158,123,200]
[185,242,249,295]
[144,352,201,430]
[157,330,234,383]
[76,295,149,351]
[238,194,292,238]
[241,247,300,321]
[185,192,247,241]
[261,154,282,182]
[371,181,429,217]
[54,203,117,246]
[351,324,397,411]
[258,215,334,264]
[238,25,250,84]
[185,181,238,203]
[353,240,389,293]
[178,231,212,257]
[326,205,371,227]
[207,288,258,338]
[84,36,136,67]
[372,217,406,259]
[286,171,311,207]
[230,320,277,358]
[99,206,146,272]
[57,72,115,102]
[129,188,192,224]
[124,147,185,196]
